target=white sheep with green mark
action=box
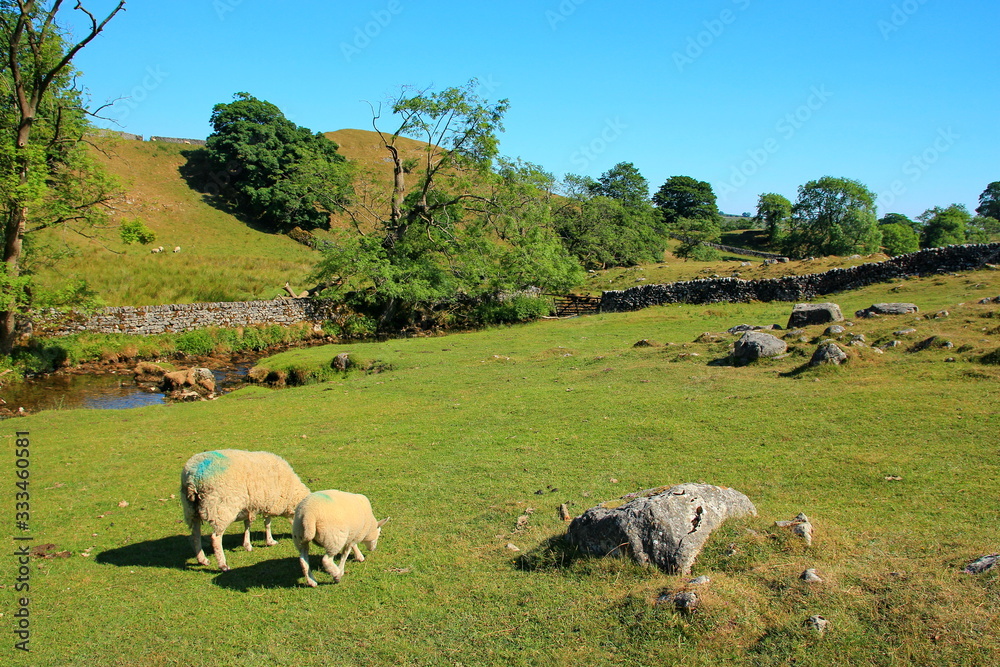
[293,490,388,586]
[180,449,310,571]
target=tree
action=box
[918,204,970,248]
[976,182,1000,220]
[313,81,582,329]
[200,92,352,232]
[1,0,125,354]
[754,193,792,245]
[588,161,649,209]
[672,216,722,260]
[878,213,919,256]
[878,212,917,231]
[553,193,666,269]
[785,176,881,257]
[968,215,1000,244]
[652,176,720,226]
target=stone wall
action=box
[601,243,1000,313]
[86,129,143,141]
[46,298,341,336]
[148,136,207,146]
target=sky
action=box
[63,0,1000,219]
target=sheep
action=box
[180,449,310,571]
[150,247,161,254]
[173,246,181,253]
[292,490,388,586]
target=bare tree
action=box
[1,0,125,354]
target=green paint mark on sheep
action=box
[192,451,228,484]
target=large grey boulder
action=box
[566,483,757,575]
[787,303,844,329]
[855,303,918,318]
[733,331,787,365]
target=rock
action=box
[133,362,166,383]
[788,303,844,329]
[800,568,823,583]
[332,352,352,371]
[910,336,952,352]
[633,339,661,348]
[695,332,723,343]
[783,329,807,339]
[935,310,950,318]
[733,332,787,365]
[810,343,847,366]
[855,303,919,318]
[565,483,757,575]
[807,615,829,635]
[657,590,699,612]
[727,324,757,334]
[505,543,521,552]
[559,504,572,522]
[848,334,867,347]
[823,325,845,336]
[893,328,917,336]
[775,513,814,546]
[689,575,711,586]
[881,340,903,349]
[963,553,999,574]
[161,367,215,395]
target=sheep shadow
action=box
[96,531,295,572]
[212,556,305,591]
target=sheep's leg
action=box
[211,532,229,572]
[263,516,278,546]
[351,544,365,562]
[190,519,210,567]
[298,543,318,587]
[321,552,344,583]
[242,518,253,552]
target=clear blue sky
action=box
[68,0,998,219]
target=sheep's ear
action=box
[377,517,390,528]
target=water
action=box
[0,360,256,415]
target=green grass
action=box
[4,271,1000,666]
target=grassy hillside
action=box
[5,269,1000,666]
[29,130,436,308]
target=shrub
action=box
[119,217,157,245]
[473,295,552,325]
[175,330,215,356]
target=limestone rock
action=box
[776,513,814,546]
[963,554,999,574]
[810,342,847,366]
[733,332,787,365]
[823,325,845,336]
[787,303,844,329]
[807,615,829,635]
[801,568,823,583]
[855,303,919,318]
[566,483,757,575]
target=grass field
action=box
[4,269,999,666]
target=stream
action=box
[1,358,256,416]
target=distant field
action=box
[6,268,1000,666]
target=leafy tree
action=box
[119,218,156,245]
[1,0,124,354]
[879,223,920,256]
[877,213,919,256]
[754,193,792,245]
[201,92,352,232]
[918,204,969,248]
[588,161,649,209]
[652,175,721,226]
[785,176,881,257]
[672,216,722,260]
[968,215,1000,244]
[313,81,582,329]
[554,194,666,269]
[976,182,1000,220]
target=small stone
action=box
[776,513,813,546]
[963,554,999,574]
[894,328,917,336]
[688,575,711,586]
[505,543,521,552]
[807,615,829,635]
[657,591,699,612]
[823,325,845,336]
[801,568,823,583]
[945,357,956,363]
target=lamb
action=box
[180,449,310,571]
[292,490,388,587]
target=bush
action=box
[175,330,216,356]
[473,295,553,325]
[684,244,722,261]
[119,218,157,245]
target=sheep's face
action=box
[362,517,390,552]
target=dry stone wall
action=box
[601,243,1000,313]
[47,298,340,336]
